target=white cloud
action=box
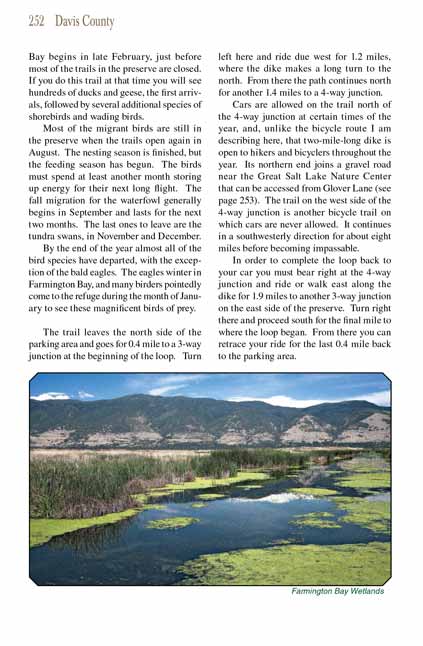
[147,374,205,397]
[229,390,391,408]
[78,391,95,399]
[30,392,70,401]
[358,391,391,406]
[229,395,326,408]
[149,384,186,396]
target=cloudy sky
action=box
[30,373,391,407]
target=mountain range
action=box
[29,394,391,449]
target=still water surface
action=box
[30,458,390,585]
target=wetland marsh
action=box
[29,450,391,585]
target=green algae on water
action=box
[334,496,390,534]
[30,508,139,548]
[191,502,207,508]
[147,471,270,498]
[288,487,339,497]
[146,516,199,530]
[334,471,390,492]
[290,511,342,529]
[179,542,390,586]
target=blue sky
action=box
[30,373,391,407]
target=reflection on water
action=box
[49,518,133,554]
[30,456,391,586]
[295,465,330,486]
[233,492,314,504]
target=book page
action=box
[2,0,421,643]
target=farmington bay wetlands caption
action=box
[292,587,385,596]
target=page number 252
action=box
[29,15,45,26]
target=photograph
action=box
[29,372,391,586]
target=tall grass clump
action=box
[30,455,196,519]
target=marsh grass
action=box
[30,447,365,519]
[30,455,200,518]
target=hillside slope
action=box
[30,394,391,449]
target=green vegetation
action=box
[288,487,339,497]
[33,447,342,519]
[30,509,139,548]
[335,496,390,534]
[147,472,269,498]
[334,471,390,491]
[30,448,386,548]
[206,447,359,471]
[30,453,268,518]
[179,542,391,585]
[29,450,391,591]
[290,512,342,529]
[146,517,199,530]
